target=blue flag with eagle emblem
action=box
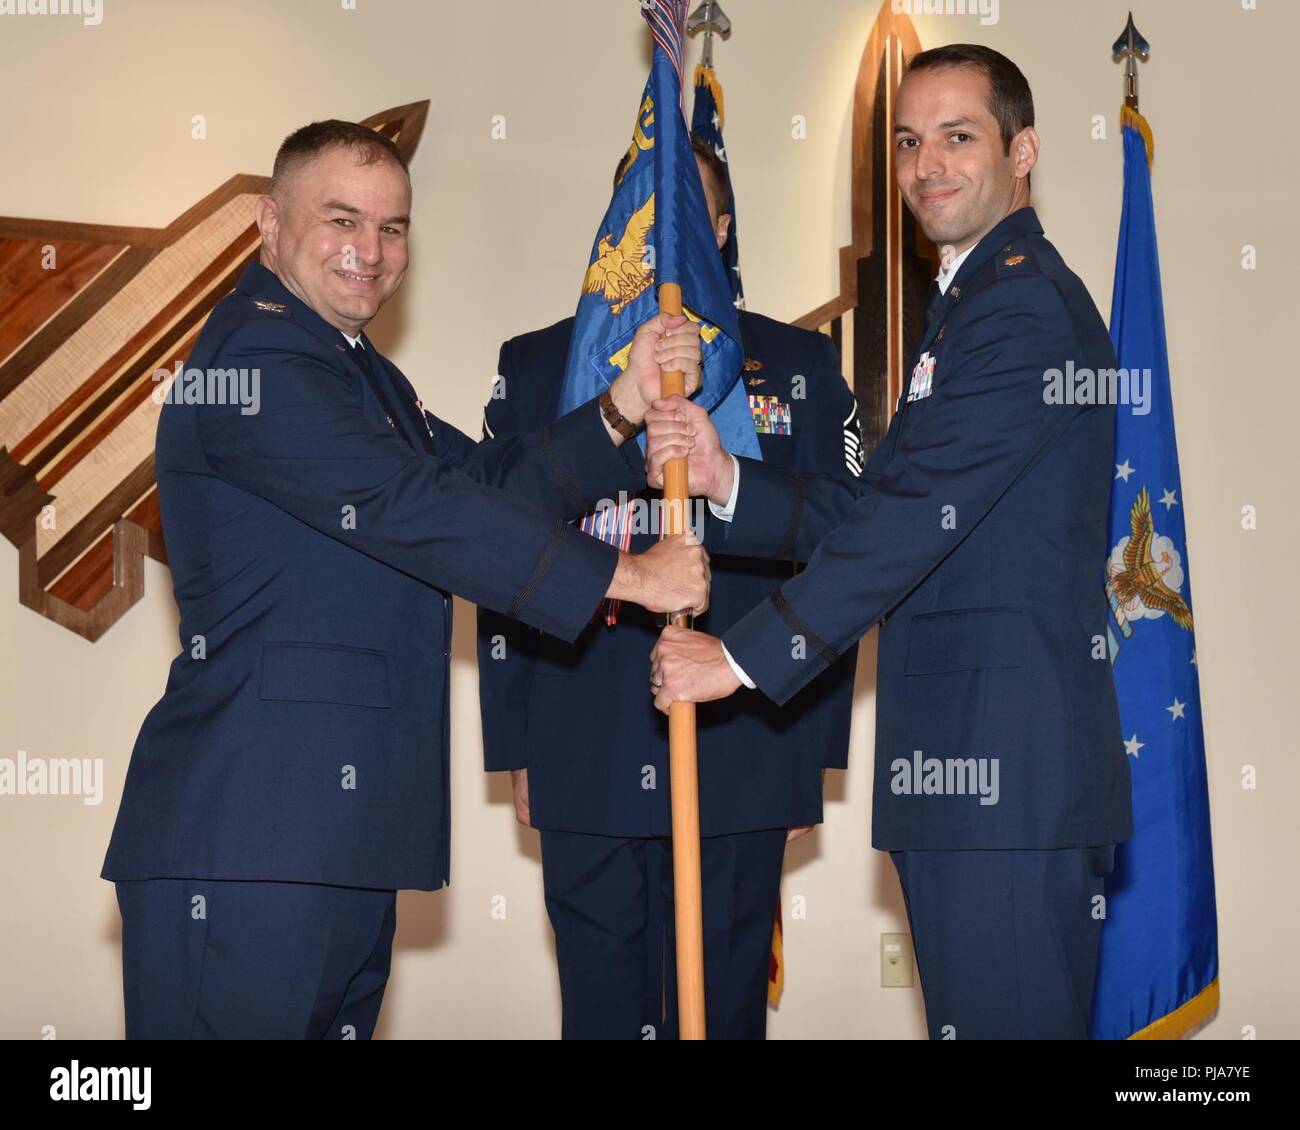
[1091,108,1219,1040]
[556,0,755,462]
[556,0,755,624]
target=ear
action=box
[715,212,732,251]
[1011,126,1040,182]
[254,194,279,256]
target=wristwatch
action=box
[599,388,638,440]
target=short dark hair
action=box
[905,44,1034,153]
[689,134,730,206]
[610,133,731,211]
[270,119,409,195]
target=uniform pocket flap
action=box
[904,608,1025,675]
[259,642,391,708]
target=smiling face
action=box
[254,144,411,335]
[894,64,1038,256]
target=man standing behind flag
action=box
[477,84,862,1040]
[647,45,1134,1039]
[691,58,745,309]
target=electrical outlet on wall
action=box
[882,932,914,988]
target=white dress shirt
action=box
[708,454,756,688]
[936,243,975,295]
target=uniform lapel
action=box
[910,206,1044,363]
[897,208,1044,418]
[359,335,435,454]
[231,264,432,452]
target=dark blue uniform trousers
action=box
[115,878,397,1039]
[540,827,788,1040]
[890,845,1117,1040]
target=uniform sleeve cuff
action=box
[721,641,756,689]
[722,593,833,707]
[514,523,618,642]
[547,396,647,506]
[707,453,741,522]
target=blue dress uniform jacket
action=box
[477,310,861,838]
[101,262,645,892]
[709,209,1134,852]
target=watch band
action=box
[600,388,638,440]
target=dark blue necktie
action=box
[350,340,437,455]
[349,339,379,383]
[923,279,944,333]
[350,341,404,437]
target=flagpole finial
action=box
[1112,12,1151,111]
[688,0,731,70]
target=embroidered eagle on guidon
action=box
[582,196,655,316]
[1106,485,1194,638]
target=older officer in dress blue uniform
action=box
[101,120,708,1039]
[648,47,1133,1040]
[477,140,862,1040]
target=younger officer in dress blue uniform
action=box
[478,140,863,1039]
[649,49,1133,1040]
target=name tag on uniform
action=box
[749,394,792,435]
[907,352,936,402]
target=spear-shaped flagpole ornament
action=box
[1112,11,1151,111]
[688,0,731,70]
[1112,12,1153,164]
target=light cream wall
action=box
[1,0,1294,1040]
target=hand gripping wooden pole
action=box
[657,281,706,1040]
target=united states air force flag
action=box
[1092,107,1219,1040]
[690,62,744,308]
[557,0,757,624]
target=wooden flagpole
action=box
[658,280,706,1040]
